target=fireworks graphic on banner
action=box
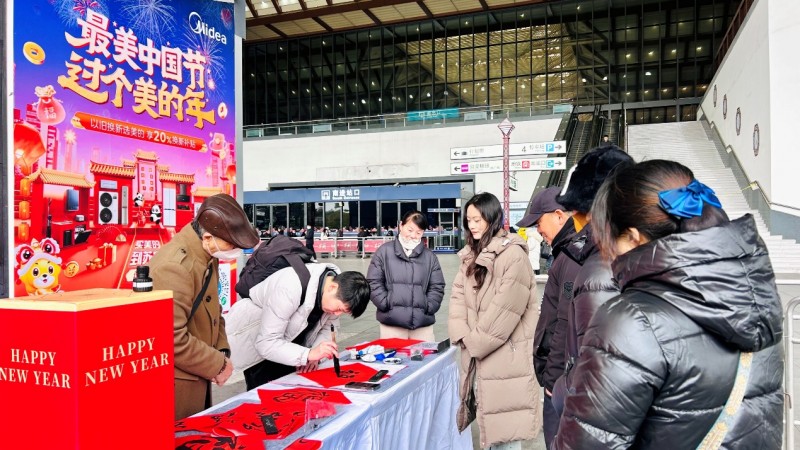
[51,0,109,24]
[73,0,99,16]
[119,0,176,44]
[182,26,227,106]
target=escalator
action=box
[548,107,598,189]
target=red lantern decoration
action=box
[19,178,31,197]
[17,223,30,242]
[18,201,30,220]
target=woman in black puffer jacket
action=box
[367,210,446,341]
[553,160,784,449]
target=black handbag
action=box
[456,357,477,432]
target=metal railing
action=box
[784,289,800,449]
[714,0,755,74]
[243,99,573,139]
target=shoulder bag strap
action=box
[285,255,312,302]
[696,351,754,450]
[188,265,214,322]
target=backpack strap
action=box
[285,254,312,302]
[188,265,214,323]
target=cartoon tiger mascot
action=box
[15,238,63,296]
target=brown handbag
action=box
[456,357,478,432]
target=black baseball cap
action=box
[516,187,565,227]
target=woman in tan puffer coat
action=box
[449,192,542,449]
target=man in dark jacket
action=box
[516,187,576,448]
[304,225,316,259]
[551,146,634,416]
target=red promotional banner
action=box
[336,239,359,252]
[363,239,389,253]
[313,240,336,254]
[11,1,237,297]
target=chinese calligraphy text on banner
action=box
[11,0,237,297]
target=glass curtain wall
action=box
[244,0,734,125]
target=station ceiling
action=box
[244,0,554,41]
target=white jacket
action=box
[227,263,340,370]
[527,230,544,271]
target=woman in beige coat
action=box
[449,192,542,449]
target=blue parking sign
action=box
[546,143,554,152]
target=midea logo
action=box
[189,12,228,45]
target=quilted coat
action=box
[553,215,784,449]
[449,230,542,447]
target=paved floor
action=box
[211,254,800,450]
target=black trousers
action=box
[243,359,296,391]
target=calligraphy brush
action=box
[331,323,341,377]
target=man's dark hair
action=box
[334,271,371,318]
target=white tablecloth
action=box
[306,347,472,450]
[199,347,472,449]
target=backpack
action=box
[235,235,314,300]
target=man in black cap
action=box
[148,193,260,420]
[551,145,634,426]
[516,187,576,448]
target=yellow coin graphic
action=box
[64,261,80,278]
[23,41,45,65]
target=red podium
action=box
[0,289,174,449]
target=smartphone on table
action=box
[344,381,381,391]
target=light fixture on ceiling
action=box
[521,84,526,89]
[672,49,677,54]
[409,94,414,99]
[626,53,631,58]
[581,78,587,82]
[261,1,267,8]
[361,99,366,104]
[645,90,649,94]
[541,82,546,87]
[696,46,702,51]
[603,76,608,81]
[481,86,485,91]
[427,92,431,97]
[648,51,654,56]
[463,88,467,93]
[645,71,652,76]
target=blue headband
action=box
[658,180,722,219]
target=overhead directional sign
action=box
[450,157,567,174]
[451,141,566,160]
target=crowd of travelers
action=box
[153,144,784,449]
